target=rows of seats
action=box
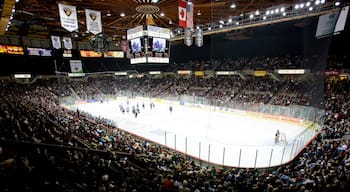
[59,76,320,107]
[170,55,312,71]
[0,75,349,191]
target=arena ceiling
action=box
[0,0,306,40]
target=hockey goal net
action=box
[277,132,288,145]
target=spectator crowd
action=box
[0,56,350,192]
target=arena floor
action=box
[66,98,315,168]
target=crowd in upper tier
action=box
[59,75,321,108]
[0,56,350,191]
[167,56,314,72]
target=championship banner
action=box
[186,2,194,29]
[85,9,102,35]
[178,0,187,28]
[58,3,78,32]
[70,60,83,73]
[184,28,192,46]
[195,28,203,47]
[63,37,73,50]
[334,6,349,33]
[51,35,61,49]
[315,11,339,38]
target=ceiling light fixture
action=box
[120,12,125,17]
[230,3,236,9]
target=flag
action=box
[51,35,61,49]
[178,0,187,28]
[58,3,78,32]
[85,9,102,35]
[70,60,83,73]
[186,2,194,29]
[63,37,72,50]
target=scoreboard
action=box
[127,25,171,64]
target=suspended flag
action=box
[70,60,83,73]
[178,0,187,28]
[63,37,73,50]
[85,9,102,35]
[195,28,203,47]
[51,35,61,49]
[58,3,78,32]
[186,2,194,29]
[184,28,192,46]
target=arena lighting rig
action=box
[171,0,345,41]
[89,33,110,53]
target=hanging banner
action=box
[184,28,192,46]
[70,60,83,73]
[63,37,73,50]
[195,29,203,47]
[51,35,61,49]
[85,9,102,35]
[186,2,194,29]
[58,3,78,32]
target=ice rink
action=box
[66,98,317,168]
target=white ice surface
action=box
[66,99,315,168]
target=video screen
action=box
[0,45,24,55]
[128,37,146,63]
[152,37,166,52]
[80,50,102,57]
[146,37,170,63]
[26,47,52,56]
[130,38,142,53]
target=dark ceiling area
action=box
[5,0,298,40]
